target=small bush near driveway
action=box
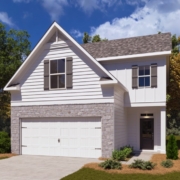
[99,159,122,170]
[0,131,10,153]
[161,159,174,168]
[129,159,156,170]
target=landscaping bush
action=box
[0,131,10,153]
[166,134,178,160]
[99,159,122,170]
[112,146,133,161]
[129,159,156,170]
[112,150,126,161]
[161,159,174,168]
[120,145,134,152]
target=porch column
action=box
[160,107,166,154]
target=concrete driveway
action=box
[0,155,101,180]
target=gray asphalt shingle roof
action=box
[81,33,172,59]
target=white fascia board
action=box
[99,81,117,85]
[125,102,166,107]
[99,81,128,92]
[4,85,20,91]
[97,51,171,62]
[4,22,118,90]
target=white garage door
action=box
[21,117,101,158]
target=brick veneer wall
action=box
[11,103,114,158]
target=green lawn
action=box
[61,168,180,180]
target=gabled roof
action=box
[81,33,172,59]
[4,22,123,91]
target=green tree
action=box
[166,135,178,160]
[83,33,108,43]
[166,35,180,134]
[171,35,180,54]
[92,35,101,43]
[0,23,31,133]
[83,32,91,44]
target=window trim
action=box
[49,57,67,90]
[138,65,151,88]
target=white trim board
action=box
[96,51,171,62]
[125,102,166,107]
[11,99,114,106]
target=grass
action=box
[62,150,180,180]
[62,168,180,180]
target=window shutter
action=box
[151,63,157,87]
[132,65,138,88]
[66,57,73,89]
[44,60,49,90]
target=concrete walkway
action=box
[0,155,101,180]
[122,152,155,165]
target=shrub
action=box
[120,145,134,152]
[129,159,156,170]
[166,134,178,160]
[112,146,133,161]
[99,159,122,170]
[0,131,11,153]
[112,150,126,161]
[161,159,174,168]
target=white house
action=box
[4,22,171,158]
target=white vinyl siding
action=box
[101,56,166,106]
[11,41,114,106]
[114,86,127,149]
[21,117,101,158]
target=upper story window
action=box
[50,59,66,89]
[138,66,150,87]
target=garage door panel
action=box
[21,117,101,158]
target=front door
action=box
[140,118,154,150]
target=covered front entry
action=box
[127,107,166,153]
[140,118,154,150]
[21,117,101,158]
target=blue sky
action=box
[0,0,180,49]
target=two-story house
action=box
[4,22,171,158]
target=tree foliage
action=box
[83,33,108,43]
[167,53,180,114]
[167,34,180,134]
[0,22,31,130]
[83,32,91,44]
[92,35,101,43]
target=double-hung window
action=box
[138,66,150,87]
[50,59,66,89]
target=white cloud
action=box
[40,0,68,21]
[0,12,14,27]
[91,0,180,39]
[71,29,83,38]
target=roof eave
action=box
[99,80,128,92]
[96,51,171,62]
[4,85,20,91]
